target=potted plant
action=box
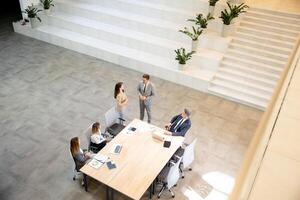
[208,0,219,15]
[229,2,249,23]
[188,13,214,32]
[175,48,194,71]
[40,0,54,15]
[219,7,234,37]
[22,4,42,28]
[179,26,203,52]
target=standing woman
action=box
[70,137,92,169]
[114,82,128,119]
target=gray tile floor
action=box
[0,24,263,200]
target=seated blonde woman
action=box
[90,122,107,153]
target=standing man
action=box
[137,74,155,123]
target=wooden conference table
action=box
[80,119,185,200]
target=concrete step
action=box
[190,48,223,70]
[227,49,286,68]
[137,0,206,12]
[237,26,297,43]
[228,43,289,62]
[47,12,185,59]
[239,21,299,37]
[13,23,213,92]
[223,55,282,74]
[221,61,280,81]
[246,10,300,25]
[243,15,300,31]
[250,7,300,20]
[231,37,291,55]
[55,0,189,43]
[208,84,268,109]
[76,0,194,24]
[217,67,276,88]
[234,32,294,49]
[212,73,273,95]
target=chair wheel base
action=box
[157,196,160,199]
[182,176,185,178]
[172,195,175,198]
[73,177,76,181]
[189,168,192,171]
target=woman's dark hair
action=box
[114,82,123,99]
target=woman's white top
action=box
[91,131,106,144]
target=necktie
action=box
[143,84,146,93]
[173,118,184,131]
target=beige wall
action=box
[248,49,300,200]
[245,0,300,13]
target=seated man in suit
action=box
[164,108,192,137]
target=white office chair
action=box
[104,106,125,137]
[176,138,197,178]
[158,157,182,199]
[84,124,92,151]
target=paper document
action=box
[88,159,103,169]
[94,154,108,163]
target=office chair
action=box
[84,124,93,151]
[157,157,182,198]
[104,106,125,137]
[70,152,88,191]
[174,138,197,178]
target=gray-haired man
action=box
[137,74,155,123]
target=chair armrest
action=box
[118,117,125,122]
[169,161,176,166]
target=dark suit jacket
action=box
[169,114,191,137]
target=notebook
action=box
[88,159,103,169]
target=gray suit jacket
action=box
[137,81,155,106]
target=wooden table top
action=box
[80,119,185,200]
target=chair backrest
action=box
[166,158,182,189]
[182,138,197,169]
[70,150,80,172]
[104,106,119,129]
[84,124,93,150]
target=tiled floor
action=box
[0,23,263,200]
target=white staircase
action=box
[14,0,229,92]
[208,7,300,110]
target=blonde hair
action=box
[92,122,100,134]
[70,137,80,157]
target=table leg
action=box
[152,181,155,195]
[106,185,114,200]
[83,174,88,192]
[149,183,153,199]
[111,188,114,200]
[106,186,109,200]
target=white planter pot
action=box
[191,40,199,52]
[30,18,40,28]
[44,8,51,16]
[178,63,187,71]
[202,28,208,34]
[209,5,215,16]
[222,24,234,37]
